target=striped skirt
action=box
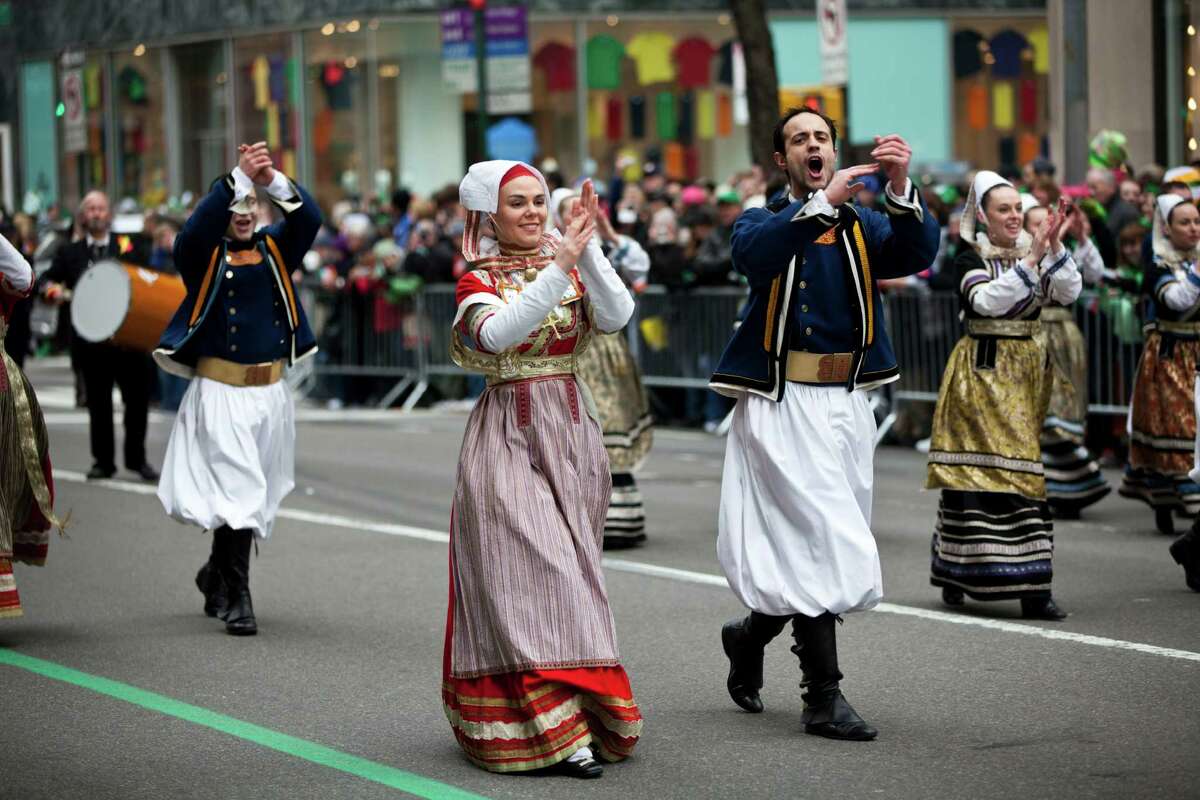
[1038,313,1110,513]
[0,348,55,618]
[931,490,1054,600]
[604,472,646,546]
[1121,331,1200,515]
[444,374,642,772]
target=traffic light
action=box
[467,0,485,9]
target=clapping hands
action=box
[238,142,276,187]
[555,180,598,269]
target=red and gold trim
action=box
[189,247,221,327]
[0,558,22,618]
[442,667,643,772]
[264,235,301,329]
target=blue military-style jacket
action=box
[710,183,939,400]
[154,173,322,378]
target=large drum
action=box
[71,260,187,352]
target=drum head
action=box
[71,260,132,342]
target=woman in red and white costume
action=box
[441,160,642,779]
[0,231,61,617]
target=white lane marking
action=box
[55,469,1200,665]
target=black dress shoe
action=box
[550,753,603,779]
[131,463,160,482]
[86,464,116,480]
[1156,507,1176,536]
[802,693,878,741]
[722,619,765,713]
[941,586,965,607]
[1021,596,1069,620]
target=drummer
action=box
[40,190,158,481]
[154,142,321,636]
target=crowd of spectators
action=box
[2,129,1196,436]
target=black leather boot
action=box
[790,613,877,741]
[1020,596,1069,620]
[1169,525,1200,592]
[1156,507,1176,536]
[195,530,229,618]
[721,612,790,713]
[218,528,257,636]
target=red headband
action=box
[499,164,537,188]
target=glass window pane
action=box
[233,34,302,182]
[375,19,465,197]
[113,48,167,207]
[304,26,369,211]
[174,41,229,199]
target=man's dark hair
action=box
[1162,180,1191,196]
[773,107,838,154]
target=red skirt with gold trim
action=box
[441,666,642,772]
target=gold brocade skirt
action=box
[1036,312,1087,434]
[575,331,653,474]
[1126,330,1198,477]
[925,334,1052,499]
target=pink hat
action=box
[680,185,707,206]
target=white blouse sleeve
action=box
[1039,247,1083,305]
[476,265,573,353]
[0,233,33,293]
[963,260,1038,317]
[1159,267,1200,312]
[1072,238,1105,286]
[577,237,635,333]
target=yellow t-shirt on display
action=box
[626,32,677,85]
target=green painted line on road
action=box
[0,647,489,800]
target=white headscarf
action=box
[458,160,556,263]
[550,187,578,232]
[1153,194,1199,266]
[960,170,1032,260]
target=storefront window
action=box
[174,41,230,199]
[234,34,302,183]
[58,52,108,209]
[950,18,1050,169]
[579,16,740,183]
[113,48,167,207]
[374,18,464,198]
[304,24,369,211]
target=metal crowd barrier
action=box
[299,283,1140,416]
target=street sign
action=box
[441,5,531,105]
[59,50,86,154]
[818,0,848,87]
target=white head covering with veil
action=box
[960,170,1033,261]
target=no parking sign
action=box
[818,0,848,86]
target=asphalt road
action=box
[3,360,1198,800]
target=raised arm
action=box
[957,249,1040,319]
[0,233,32,294]
[255,169,323,267]
[859,182,940,279]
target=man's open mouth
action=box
[806,156,824,181]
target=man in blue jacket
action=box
[155,142,321,636]
[714,108,938,740]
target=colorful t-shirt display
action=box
[655,91,677,140]
[673,37,716,88]
[534,41,577,92]
[586,35,625,90]
[989,29,1029,79]
[629,95,646,139]
[696,90,715,139]
[626,31,677,85]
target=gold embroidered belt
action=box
[1039,306,1073,322]
[786,351,853,384]
[483,355,579,386]
[196,357,285,387]
[966,319,1041,338]
[1150,320,1200,337]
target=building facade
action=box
[0,0,1180,216]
